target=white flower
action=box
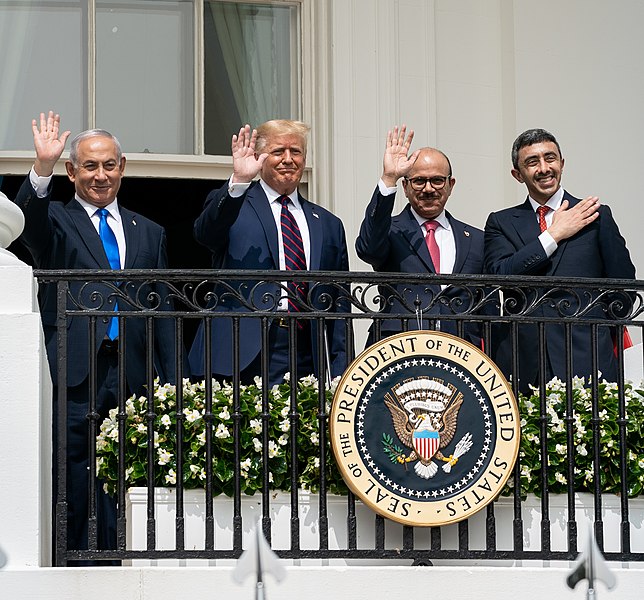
[280,406,289,418]
[160,414,171,428]
[329,376,340,393]
[157,448,173,465]
[278,434,288,446]
[272,385,282,399]
[197,431,206,446]
[283,372,291,382]
[240,458,251,472]
[310,432,319,446]
[218,407,230,420]
[250,419,262,434]
[300,374,317,387]
[215,423,231,438]
[555,444,567,455]
[137,423,146,434]
[253,375,262,387]
[165,469,177,485]
[314,457,320,468]
[279,418,290,432]
[555,472,567,484]
[253,437,262,452]
[184,408,202,423]
[576,444,588,456]
[268,440,279,458]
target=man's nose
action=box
[95,165,108,179]
[537,158,550,172]
[282,149,293,163]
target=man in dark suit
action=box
[484,128,636,392]
[356,125,485,346]
[13,111,177,559]
[189,120,349,386]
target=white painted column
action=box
[0,192,52,567]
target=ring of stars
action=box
[355,357,494,500]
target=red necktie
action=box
[423,220,440,273]
[537,205,550,233]
[280,195,307,311]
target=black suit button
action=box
[102,317,109,324]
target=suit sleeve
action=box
[598,205,636,279]
[327,217,351,378]
[193,183,247,263]
[13,175,54,263]
[483,211,550,275]
[153,228,185,383]
[355,187,396,269]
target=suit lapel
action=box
[511,199,541,247]
[449,212,472,273]
[301,196,322,269]
[121,207,140,268]
[247,184,280,268]
[548,190,577,273]
[65,200,111,268]
[398,206,435,272]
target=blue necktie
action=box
[96,208,121,339]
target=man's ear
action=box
[65,160,75,182]
[511,168,524,184]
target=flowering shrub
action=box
[97,373,644,500]
[509,377,644,498]
[96,375,348,497]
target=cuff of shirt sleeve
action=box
[378,179,398,196]
[539,230,557,257]
[29,167,52,198]
[228,176,251,198]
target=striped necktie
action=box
[279,195,307,311]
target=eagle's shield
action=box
[412,429,440,461]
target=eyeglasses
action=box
[405,176,450,191]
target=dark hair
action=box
[511,128,562,169]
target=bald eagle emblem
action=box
[383,377,473,479]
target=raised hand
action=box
[32,111,71,177]
[381,125,420,188]
[231,124,267,184]
[548,196,600,243]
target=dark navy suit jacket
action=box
[14,176,176,392]
[355,187,485,345]
[484,191,636,390]
[189,181,349,379]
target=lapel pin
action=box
[313,212,319,219]
[464,231,470,237]
[132,218,137,226]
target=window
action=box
[204,1,301,155]
[0,0,303,158]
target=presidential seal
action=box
[330,330,519,527]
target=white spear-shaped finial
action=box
[232,521,286,600]
[567,529,617,600]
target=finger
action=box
[407,148,421,164]
[39,112,47,133]
[385,128,394,148]
[398,124,407,145]
[47,110,55,132]
[404,129,415,148]
[255,152,269,168]
[59,130,71,147]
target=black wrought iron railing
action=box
[34,269,644,566]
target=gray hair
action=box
[511,128,562,169]
[69,129,122,166]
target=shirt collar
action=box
[76,196,121,222]
[409,206,450,231]
[528,187,564,213]
[260,180,301,210]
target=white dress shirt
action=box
[528,186,564,258]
